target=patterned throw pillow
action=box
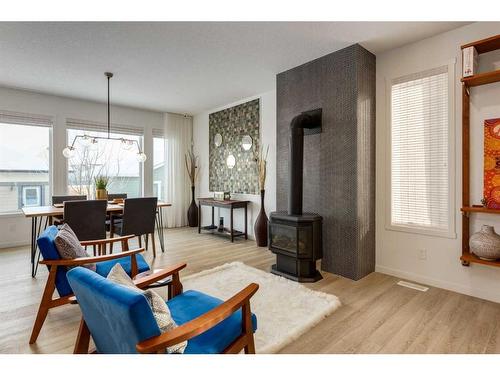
[107,263,187,354]
[54,224,96,271]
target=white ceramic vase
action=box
[469,225,500,260]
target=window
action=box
[389,65,453,236]
[22,185,42,207]
[153,130,166,200]
[153,180,162,199]
[0,113,52,214]
[66,120,143,198]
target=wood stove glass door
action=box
[270,223,297,254]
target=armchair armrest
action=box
[136,283,259,353]
[39,247,145,267]
[80,235,135,247]
[133,263,186,289]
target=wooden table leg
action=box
[244,204,248,240]
[211,206,214,227]
[230,207,234,242]
[198,203,202,233]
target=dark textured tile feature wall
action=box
[276,44,375,280]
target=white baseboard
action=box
[0,239,29,249]
[375,264,500,304]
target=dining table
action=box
[22,201,171,277]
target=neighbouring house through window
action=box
[0,115,52,213]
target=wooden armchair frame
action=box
[30,234,140,344]
[74,263,259,355]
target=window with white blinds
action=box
[0,111,53,213]
[390,66,451,233]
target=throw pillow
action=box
[54,224,96,271]
[107,263,187,354]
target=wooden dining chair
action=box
[52,195,87,205]
[110,197,158,257]
[30,225,152,344]
[64,200,107,255]
[51,195,87,225]
[105,194,127,236]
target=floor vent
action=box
[397,280,429,292]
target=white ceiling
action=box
[0,22,469,114]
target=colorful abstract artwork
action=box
[484,118,500,208]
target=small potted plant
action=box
[94,175,109,200]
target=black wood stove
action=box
[269,108,323,282]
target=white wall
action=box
[376,22,500,303]
[193,90,276,239]
[0,86,163,248]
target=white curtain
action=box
[163,113,193,227]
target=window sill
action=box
[385,223,456,239]
[0,212,24,219]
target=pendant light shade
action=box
[136,152,147,162]
[62,146,75,158]
[62,72,147,163]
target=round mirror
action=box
[241,135,253,151]
[214,133,223,148]
[226,154,236,169]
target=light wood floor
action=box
[1,226,500,354]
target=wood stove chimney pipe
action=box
[288,108,322,216]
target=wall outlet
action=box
[418,249,427,260]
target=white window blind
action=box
[390,66,450,232]
[66,118,143,136]
[0,110,53,127]
[152,128,165,138]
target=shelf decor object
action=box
[469,225,500,261]
[213,191,230,201]
[460,34,500,268]
[62,72,147,163]
[462,46,478,77]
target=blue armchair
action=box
[67,265,259,354]
[30,225,157,344]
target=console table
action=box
[198,198,249,242]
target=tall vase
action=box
[254,189,268,247]
[187,186,198,227]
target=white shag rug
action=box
[182,262,341,353]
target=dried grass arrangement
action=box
[185,146,199,187]
[255,145,269,191]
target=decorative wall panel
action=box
[209,99,260,194]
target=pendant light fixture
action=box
[62,72,147,163]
